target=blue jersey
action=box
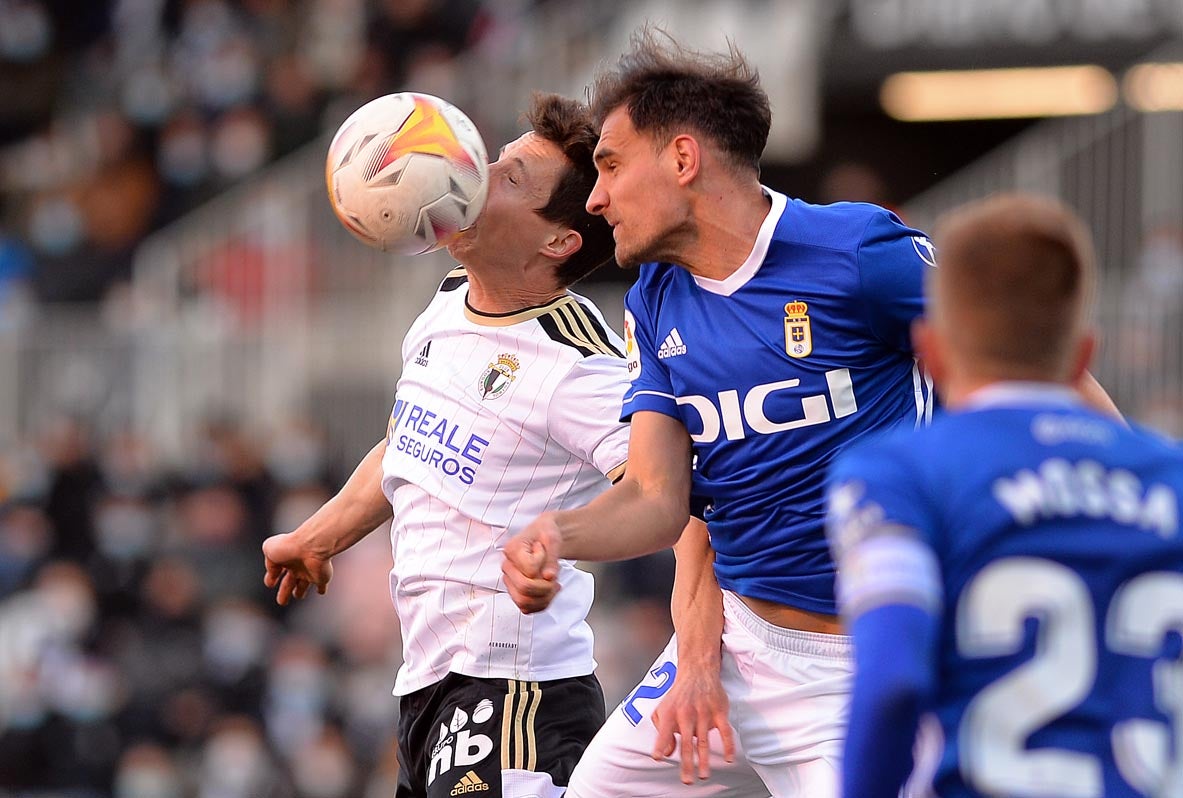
[621,189,935,613]
[828,385,1183,798]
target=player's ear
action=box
[670,134,700,186]
[543,228,581,261]
[912,317,946,387]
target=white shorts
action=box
[567,591,852,798]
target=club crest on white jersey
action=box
[477,353,520,400]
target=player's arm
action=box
[826,453,943,798]
[502,410,691,613]
[262,438,394,604]
[843,603,937,798]
[652,516,735,784]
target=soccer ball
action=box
[325,92,489,254]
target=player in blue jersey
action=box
[502,31,1118,796]
[826,194,1183,798]
[499,29,938,796]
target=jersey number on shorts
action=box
[956,557,1183,797]
[621,661,677,726]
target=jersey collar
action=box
[464,292,575,327]
[691,186,787,297]
[963,381,1083,411]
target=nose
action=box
[485,160,504,196]
[586,175,608,216]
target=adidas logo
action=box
[450,771,490,794]
[415,340,431,367]
[657,328,687,359]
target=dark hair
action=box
[525,93,617,287]
[589,27,771,172]
[933,193,1095,378]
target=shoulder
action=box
[409,265,467,328]
[437,265,469,292]
[775,198,910,252]
[625,262,686,317]
[833,424,921,480]
[628,262,683,293]
[1116,420,1183,475]
[833,413,973,483]
[532,295,625,359]
[1125,419,1183,451]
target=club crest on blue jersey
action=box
[784,301,813,358]
[477,353,520,400]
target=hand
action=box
[262,530,334,605]
[651,665,736,784]
[501,514,562,614]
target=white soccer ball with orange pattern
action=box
[325,92,489,254]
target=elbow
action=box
[659,504,691,549]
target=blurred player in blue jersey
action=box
[827,194,1183,798]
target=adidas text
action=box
[450,771,490,795]
[657,328,687,359]
[415,341,431,367]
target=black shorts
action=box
[396,672,605,798]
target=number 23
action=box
[958,558,1183,797]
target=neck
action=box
[675,178,770,281]
[940,376,1004,410]
[463,260,565,314]
[941,373,1072,410]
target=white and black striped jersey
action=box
[382,266,630,696]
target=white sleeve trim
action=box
[837,535,943,621]
[623,389,678,402]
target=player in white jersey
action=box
[501,30,1120,796]
[261,94,627,798]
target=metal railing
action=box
[903,105,1183,432]
[4,32,1183,468]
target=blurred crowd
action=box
[0,13,677,793]
[2,4,1180,795]
[0,412,674,798]
[0,0,502,305]
[1113,221,1183,437]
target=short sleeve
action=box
[826,440,943,621]
[856,211,935,353]
[547,353,631,480]
[619,284,680,422]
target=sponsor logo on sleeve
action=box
[912,235,937,267]
[623,310,641,379]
